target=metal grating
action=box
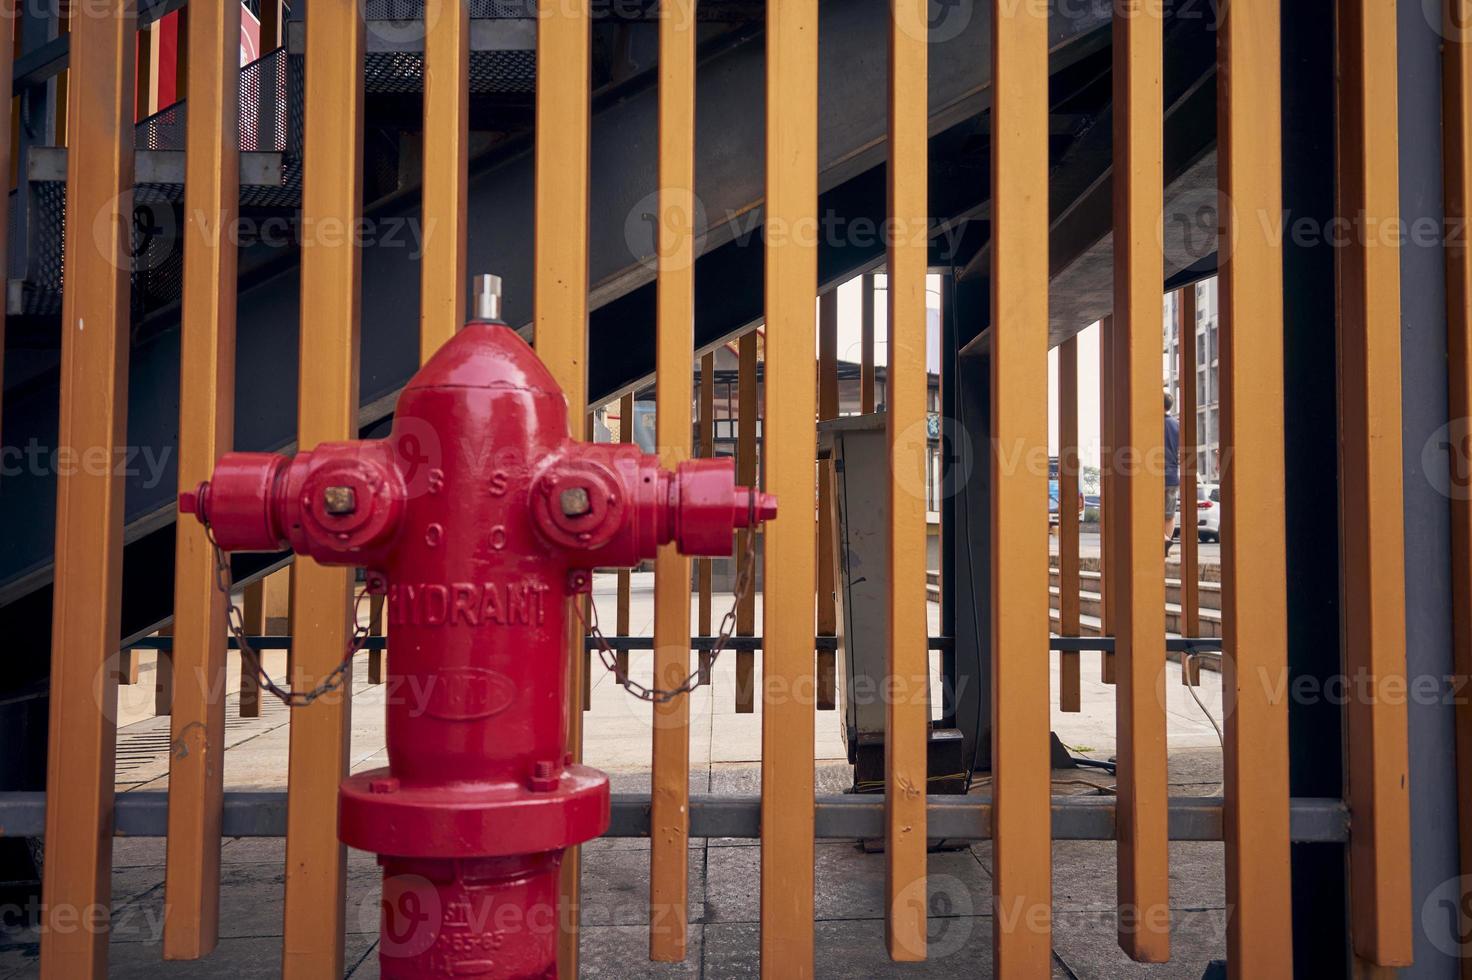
[137,49,296,155]
[364,49,536,95]
[362,0,537,17]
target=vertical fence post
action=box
[1335,0,1414,966]
[0,0,11,441]
[535,0,593,968]
[154,623,174,716]
[368,594,385,685]
[885,0,929,958]
[280,5,365,976]
[1442,0,1472,948]
[1218,1,1296,974]
[421,0,468,362]
[760,0,818,972]
[699,353,716,682]
[816,289,839,711]
[1058,336,1081,711]
[650,0,697,959]
[163,0,240,959]
[861,273,877,414]
[1111,1,1170,960]
[735,330,758,712]
[1178,287,1201,654]
[240,581,264,718]
[988,1,1052,974]
[38,2,134,976]
[617,392,635,677]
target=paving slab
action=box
[704,841,991,925]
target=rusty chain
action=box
[575,489,759,704]
[205,523,373,708]
[201,489,758,708]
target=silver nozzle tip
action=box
[473,274,503,321]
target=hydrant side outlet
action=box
[180,309,777,979]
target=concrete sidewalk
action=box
[1,572,1228,978]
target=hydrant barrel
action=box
[178,307,778,979]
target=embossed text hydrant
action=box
[178,276,776,978]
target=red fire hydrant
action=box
[178,276,776,978]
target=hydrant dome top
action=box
[404,319,562,399]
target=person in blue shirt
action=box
[1164,390,1181,557]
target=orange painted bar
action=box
[759,0,818,971]
[1335,0,1413,965]
[280,5,365,976]
[735,330,758,713]
[1217,1,1296,974]
[1057,336,1081,711]
[816,288,839,712]
[1111,1,1170,960]
[1442,1,1472,955]
[884,0,930,957]
[989,1,1053,974]
[650,0,697,958]
[162,0,241,958]
[38,3,135,975]
[534,0,593,967]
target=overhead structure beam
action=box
[760,0,819,973]
[884,0,930,959]
[988,2,1053,975]
[163,0,241,960]
[650,0,697,960]
[1217,1,1296,974]
[280,5,365,977]
[1334,0,1413,966]
[38,2,136,976]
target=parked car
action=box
[1171,483,1221,542]
[1196,483,1221,541]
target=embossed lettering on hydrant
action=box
[388,580,549,627]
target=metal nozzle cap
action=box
[473,274,503,322]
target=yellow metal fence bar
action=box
[1442,0,1472,952]
[39,3,135,976]
[1111,0,1169,960]
[1335,0,1414,965]
[1218,1,1295,973]
[650,0,697,959]
[760,0,818,972]
[240,581,264,717]
[617,392,635,676]
[884,0,929,958]
[162,0,241,959]
[1177,287,1201,656]
[534,0,592,969]
[281,5,365,976]
[861,273,876,414]
[988,1,1052,974]
[735,330,758,712]
[816,288,838,712]
[1057,335,1081,711]
[699,352,716,646]
[421,0,469,361]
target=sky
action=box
[827,274,1106,470]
